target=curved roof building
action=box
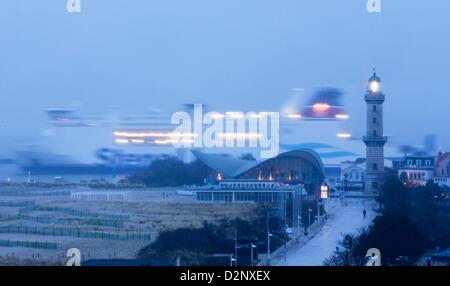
[192,149,325,194]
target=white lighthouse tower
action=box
[363,70,387,193]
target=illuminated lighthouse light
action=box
[369,80,380,93]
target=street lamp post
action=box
[266,212,269,253]
[295,186,303,241]
[267,232,273,264]
[309,208,312,228]
[305,208,312,235]
[339,173,348,206]
[234,227,238,266]
[250,243,257,265]
[317,200,321,224]
[213,254,236,266]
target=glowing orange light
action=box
[217,173,223,181]
[320,185,329,199]
[312,103,330,112]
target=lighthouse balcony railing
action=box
[365,93,385,102]
[362,136,388,143]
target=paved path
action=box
[273,199,377,266]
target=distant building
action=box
[339,158,393,191]
[397,155,435,186]
[363,71,387,193]
[340,160,366,191]
[434,152,450,187]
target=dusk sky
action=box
[1,0,449,154]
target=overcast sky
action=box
[1,0,449,153]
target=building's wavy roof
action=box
[191,149,325,179]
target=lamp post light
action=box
[230,255,236,266]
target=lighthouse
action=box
[363,70,387,193]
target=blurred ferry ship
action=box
[14,109,177,177]
[10,88,399,179]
